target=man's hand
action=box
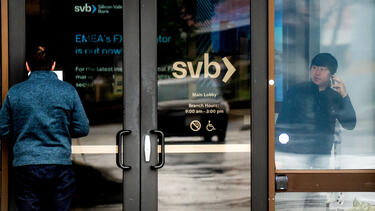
[331,75,347,98]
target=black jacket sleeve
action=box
[337,95,356,130]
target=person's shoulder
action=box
[58,81,80,93]
[7,80,29,96]
[58,80,74,88]
[53,82,82,104]
[48,79,76,95]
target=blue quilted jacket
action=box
[0,70,89,166]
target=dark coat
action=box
[275,82,356,154]
[0,71,89,166]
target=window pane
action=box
[274,0,375,169]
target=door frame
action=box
[251,0,269,210]
[1,0,26,210]
[0,0,8,210]
[123,0,141,210]
[139,0,158,210]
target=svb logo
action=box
[74,3,97,13]
[172,53,236,83]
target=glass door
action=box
[141,0,251,210]
[5,0,253,210]
[270,0,375,210]
[21,0,140,210]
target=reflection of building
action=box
[113,74,123,96]
[93,75,104,102]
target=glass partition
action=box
[274,0,375,170]
[26,0,123,209]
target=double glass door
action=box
[9,0,251,210]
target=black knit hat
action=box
[310,53,338,74]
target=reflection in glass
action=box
[275,53,357,169]
[276,192,375,211]
[157,0,250,210]
[274,0,375,170]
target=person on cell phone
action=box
[275,53,356,166]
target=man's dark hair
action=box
[310,53,338,74]
[27,46,54,71]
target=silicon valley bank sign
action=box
[172,53,236,83]
[74,3,122,14]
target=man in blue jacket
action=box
[0,46,89,210]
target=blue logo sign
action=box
[74,3,97,14]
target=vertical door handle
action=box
[150,130,165,170]
[116,129,132,170]
[144,135,151,162]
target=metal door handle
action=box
[144,135,151,162]
[150,130,165,170]
[116,129,132,170]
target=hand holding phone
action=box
[331,75,347,98]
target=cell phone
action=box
[330,75,335,86]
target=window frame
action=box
[268,0,375,211]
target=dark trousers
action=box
[14,165,76,211]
